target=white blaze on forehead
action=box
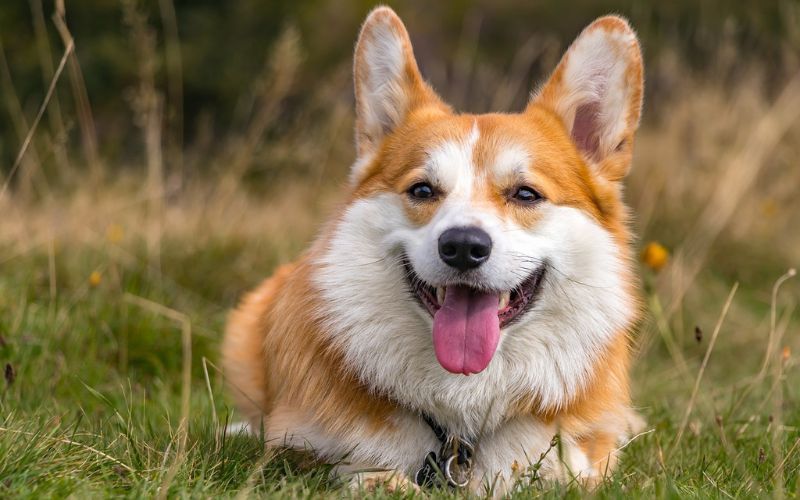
[491,143,532,183]
[424,122,479,196]
[425,127,533,198]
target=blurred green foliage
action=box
[1,0,797,169]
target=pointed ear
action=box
[530,16,643,181]
[353,7,445,168]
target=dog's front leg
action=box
[469,416,595,496]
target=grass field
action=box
[1,166,798,497]
[2,2,800,498]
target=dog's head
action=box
[316,7,642,413]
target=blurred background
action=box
[0,1,799,495]
[2,1,799,274]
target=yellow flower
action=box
[641,241,669,272]
[106,223,124,244]
[89,271,102,287]
[761,199,778,218]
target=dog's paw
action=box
[348,470,420,495]
[224,421,252,436]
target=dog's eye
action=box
[511,186,542,204]
[408,182,435,200]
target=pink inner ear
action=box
[572,102,602,158]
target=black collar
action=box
[415,413,475,488]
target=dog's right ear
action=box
[352,7,446,179]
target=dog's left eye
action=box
[511,186,543,204]
[408,182,435,200]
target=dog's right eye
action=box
[408,182,435,200]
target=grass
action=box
[2,1,800,497]
[0,182,797,498]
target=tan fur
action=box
[224,257,397,437]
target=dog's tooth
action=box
[436,287,446,305]
[499,291,510,310]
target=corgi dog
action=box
[223,6,644,494]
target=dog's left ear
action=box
[529,16,643,181]
[352,7,446,180]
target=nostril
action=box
[470,245,490,259]
[441,243,457,258]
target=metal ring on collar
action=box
[443,454,472,488]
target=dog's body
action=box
[223,7,644,493]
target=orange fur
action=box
[224,257,397,437]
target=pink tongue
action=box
[432,286,500,375]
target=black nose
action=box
[438,226,492,271]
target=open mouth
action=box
[403,260,546,328]
[403,257,546,375]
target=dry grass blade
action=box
[672,282,739,450]
[0,40,48,199]
[769,269,795,500]
[0,425,135,474]
[758,268,797,382]
[28,0,71,176]
[1,39,73,200]
[773,437,800,480]
[202,356,222,453]
[234,447,278,500]
[729,269,797,417]
[52,0,102,179]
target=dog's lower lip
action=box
[402,258,545,328]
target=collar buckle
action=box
[416,434,474,488]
